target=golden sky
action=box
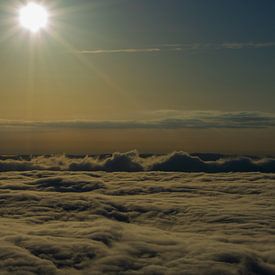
[0,0,274,154]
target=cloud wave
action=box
[1,151,275,173]
[0,171,274,274]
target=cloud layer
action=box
[1,111,275,130]
[1,151,275,173]
[0,171,274,274]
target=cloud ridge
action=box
[1,151,275,173]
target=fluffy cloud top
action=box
[1,151,275,173]
[0,171,274,274]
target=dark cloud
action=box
[0,171,274,274]
[34,176,105,192]
[1,151,275,173]
[69,151,143,172]
[149,152,275,173]
[0,159,41,172]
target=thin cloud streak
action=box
[79,48,161,54]
[221,42,275,49]
[76,42,275,55]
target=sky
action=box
[0,0,275,154]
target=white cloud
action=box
[75,42,275,55]
[79,48,161,54]
[0,171,274,273]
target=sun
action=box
[19,2,48,33]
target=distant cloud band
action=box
[1,111,275,130]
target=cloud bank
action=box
[1,111,275,130]
[1,151,275,173]
[0,171,274,274]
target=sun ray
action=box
[0,26,19,45]
[46,28,128,99]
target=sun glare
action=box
[19,2,48,33]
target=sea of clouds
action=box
[0,171,274,274]
[1,151,275,173]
